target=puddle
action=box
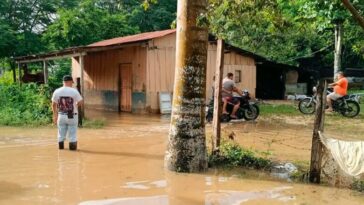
[0,111,363,204]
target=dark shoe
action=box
[69,142,77,151]
[58,141,64,150]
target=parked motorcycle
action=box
[206,90,259,123]
[298,87,360,118]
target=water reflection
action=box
[80,172,296,205]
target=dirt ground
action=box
[0,111,364,205]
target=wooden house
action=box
[15,29,296,113]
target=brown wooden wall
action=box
[146,33,256,112]
[72,46,147,111]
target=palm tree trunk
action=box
[165,0,209,173]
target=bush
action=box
[0,83,52,126]
[0,70,15,85]
[209,140,272,169]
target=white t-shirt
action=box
[52,87,83,114]
[222,77,235,98]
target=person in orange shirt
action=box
[326,71,348,112]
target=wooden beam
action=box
[79,55,85,119]
[80,55,85,97]
[15,42,146,64]
[309,80,327,183]
[212,39,225,153]
[16,52,87,64]
[11,62,16,83]
[43,60,48,84]
[17,63,21,85]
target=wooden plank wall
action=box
[146,34,176,112]
[72,46,147,111]
[146,33,256,112]
[206,44,256,99]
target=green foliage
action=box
[0,71,15,85]
[209,140,272,169]
[207,0,364,68]
[351,180,364,192]
[0,83,52,126]
[47,60,72,91]
[130,0,177,32]
[43,1,139,50]
[352,180,364,192]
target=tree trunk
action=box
[334,22,343,78]
[165,0,208,173]
[309,80,327,183]
[341,0,364,31]
[212,39,224,154]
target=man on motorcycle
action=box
[326,71,348,112]
[222,73,243,119]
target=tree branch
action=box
[341,0,364,31]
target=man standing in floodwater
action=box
[51,75,83,150]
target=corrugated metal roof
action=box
[88,29,176,47]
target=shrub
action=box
[209,140,272,170]
[0,83,52,126]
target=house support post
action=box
[43,60,48,84]
[79,55,85,121]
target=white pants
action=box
[57,114,78,143]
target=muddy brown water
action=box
[0,112,363,205]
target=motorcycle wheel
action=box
[341,100,360,118]
[243,104,259,121]
[298,98,316,114]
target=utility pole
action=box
[165,0,209,172]
[212,39,224,154]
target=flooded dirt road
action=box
[0,112,364,205]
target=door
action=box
[119,64,132,112]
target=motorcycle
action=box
[298,87,360,118]
[206,90,259,123]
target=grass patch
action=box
[259,104,299,116]
[352,180,364,192]
[209,140,272,170]
[82,118,106,129]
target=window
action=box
[235,70,241,83]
